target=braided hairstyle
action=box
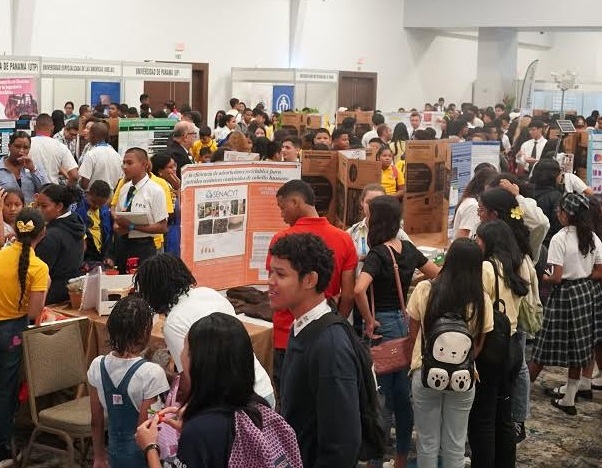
[15,208,45,310]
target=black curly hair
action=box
[133,253,197,314]
[106,296,153,355]
[15,208,45,310]
[269,233,334,293]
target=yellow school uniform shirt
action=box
[389,140,406,164]
[111,174,174,249]
[381,163,405,195]
[0,243,49,320]
[191,139,218,162]
[406,280,494,371]
[88,208,102,252]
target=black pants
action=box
[115,236,157,274]
[469,333,523,468]
[273,348,287,406]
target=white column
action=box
[11,0,37,55]
[473,28,518,107]
[289,0,307,68]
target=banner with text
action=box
[0,77,38,119]
[181,161,301,290]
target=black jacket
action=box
[166,139,192,179]
[532,185,563,247]
[36,212,86,304]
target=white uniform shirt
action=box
[78,143,123,189]
[453,197,480,239]
[163,287,274,400]
[115,175,168,239]
[30,136,78,184]
[563,173,588,195]
[548,226,602,279]
[520,137,547,170]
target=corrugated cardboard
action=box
[280,112,303,130]
[301,150,338,224]
[335,152,381,228]
[355,111,374,125]
[304,114,324,129]
[403,140,451,236]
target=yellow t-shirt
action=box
[389,140,406,163]
[381,164,405,195]
[88,208,102,253]
[406,280,494,371]
[111,174,174,249]
[191,139,217,162]
[0,243,49,320]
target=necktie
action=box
[531,139,538,159]
[125,185,136,212]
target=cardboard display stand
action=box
[301,150,338,224]
[180,161,301,290]
[335,152,381,228]
[403,140,451,236]
[81,267,133,316]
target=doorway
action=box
[337,71,378,111]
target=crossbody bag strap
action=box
[487,259,506,314]
[385,244,409,327]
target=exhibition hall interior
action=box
[0,0,601,467]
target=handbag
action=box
[517,256,543,335]
[369,244,413,375]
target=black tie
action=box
[125,185,136,212]
[531,139,538,159]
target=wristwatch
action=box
[144,443,160,457]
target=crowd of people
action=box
[0,93,601,468]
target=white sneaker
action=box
[383,460,395,468]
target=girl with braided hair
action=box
[0,208,48,464]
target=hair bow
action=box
[16,220,35,233]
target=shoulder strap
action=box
[385,245,409,324]
[295,312,343,347]
[99,356,117,393]
[117,358,147,393]
[487,259,506,314]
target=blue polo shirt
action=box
[0,157,50,204]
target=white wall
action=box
[25,0,289,121]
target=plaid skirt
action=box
[532,278,602,368]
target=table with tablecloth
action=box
[48,304,274,377]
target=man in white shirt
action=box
[361,112,385,147]
[519,120,547,174]
[409,111,422,139]
[29,113,78,185]
[226,97,241,123]
[113,147,168,273]
[79,122,123,190]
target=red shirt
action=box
[266,217,358,349]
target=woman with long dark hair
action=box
[389,122,410,163]
[530,158,563,247]
[407,238,493,467]
[452,166,498,239]
[354,196,439,468]
[135,313,302,468]
[0,208,47,464]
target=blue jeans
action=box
[0,315,28,447]
[511,331,530,422]
[374,310,413,456]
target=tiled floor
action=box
[12,366,602,467]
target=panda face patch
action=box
[432,332,472,365]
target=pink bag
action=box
[157,374,181,462]
[228,404,302,468]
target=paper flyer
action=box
[180,161,301,290]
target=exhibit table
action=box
[49,304,274,377]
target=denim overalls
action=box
[100,357,147,468]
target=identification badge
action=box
[112,394,123,405]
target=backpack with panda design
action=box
[421,293,475,392]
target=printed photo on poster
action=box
[194,185,248,261]
[0,78,38,119]
[90,81,121,108]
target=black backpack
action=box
[298,312,387,461]
[477,260,511,368]
[421,294,475,392]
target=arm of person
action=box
[27,291,46,321]
[455,228,470,238]
[131,219,168,235]
[66,167,79,185]
[135,416,162,468]
[418,260,440,279]
[592,263,602,281]
[516,193,549,263]
[390,185,405,200]
[79,157,93,190]
[408,317,421,354]
[337,269,355,319]
[138,397,157,425]
[314,331,362,468]
[353,272,377,337]
[80,177,90,190]
[89,386,108,468]
[543,263,562,284]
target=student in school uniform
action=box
[113,147,168,274]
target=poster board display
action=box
[404,140,451,235]
[118,118,176,157]
[301,150,338,224]
[180,161,301,290]
[0,120,16,156]
[587,129,602,193]
[0,77,39,119]
[335,153,381,228]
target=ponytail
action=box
[14,208,45,310]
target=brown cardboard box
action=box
[335,152,381,228]
[355,110,374,125]
[336,111,357,125]
[280,112,303,130]
[301,150,339,224]
[577,130,589,148]
[304,114,324,130]
[403,140,451,235]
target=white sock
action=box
[592,374,602,386]
[580,376,592,390]
[559,379,579,406]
